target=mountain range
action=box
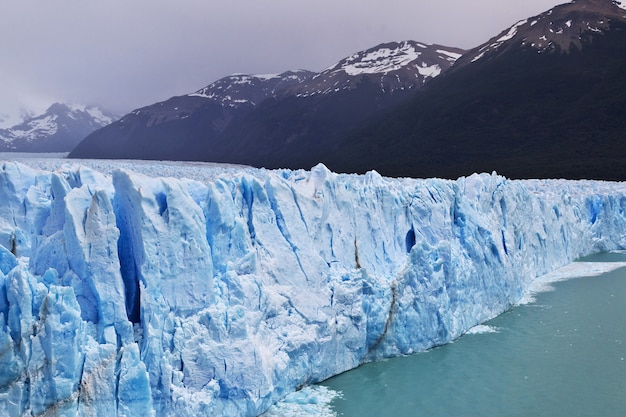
[70,0,626,180]
[331,0,626,180]
[69,41,464,163]
[0,103,117,152]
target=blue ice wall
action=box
[1,161,626,416]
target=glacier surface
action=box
[1,159,626,416]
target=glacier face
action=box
[1,160,626,416]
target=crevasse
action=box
[1,161,626,416]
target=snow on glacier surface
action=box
[1,158,626,416]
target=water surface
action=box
[321,254,626,417]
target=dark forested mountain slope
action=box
[323,0,626,180]
[71,0,626,181]
[69,71,314,160]
[69,42,464,163]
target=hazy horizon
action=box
[1,0,568,125]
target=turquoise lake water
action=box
[320,254,626,417]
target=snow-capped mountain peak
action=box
[187,70,314,107]
[462,0,626,64]
[183,42,465,104]
[72,39,466,161]
[326,41,463,77]
[291,41,465,97]
[0,103,118,152]
[327,41,425,75]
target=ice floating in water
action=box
[260,385,341,417]
[466,324,499,335]
[520,261,626,304]
[2,159,626,416]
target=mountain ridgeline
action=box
[0,103,117,153]
[70,0,626,180]
[330,0,626,180]
[69,42,465,162]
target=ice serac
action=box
[1,160,626,416]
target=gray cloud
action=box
[0,0,563,120]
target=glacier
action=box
[1,159,626,416]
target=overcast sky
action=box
[0,0,565,125]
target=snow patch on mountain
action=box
[292,41,465,98]
[187,41,464,103]
[18,114,59,139]
[416,63,442,78]
[497,19,529,42]
[254,73,281,80]
[334,42,422,75]
[614,0,626,10]
[436,49,463,61]
[72,105,116,126]
[471,18,530,63]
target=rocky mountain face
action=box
[0,103,117,152]
[322,0,626,180]
[292,41,463,96]
[68,42,465,161]
[71,0,626,181]
[69,70,314,160]
[199,41,466,169]
[456,0,626,66]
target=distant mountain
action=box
[69,70,314,159]
[321,0,626,180]
[0,103,117,152]
[69,41,465,162]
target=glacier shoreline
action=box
[1,159,626,416]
